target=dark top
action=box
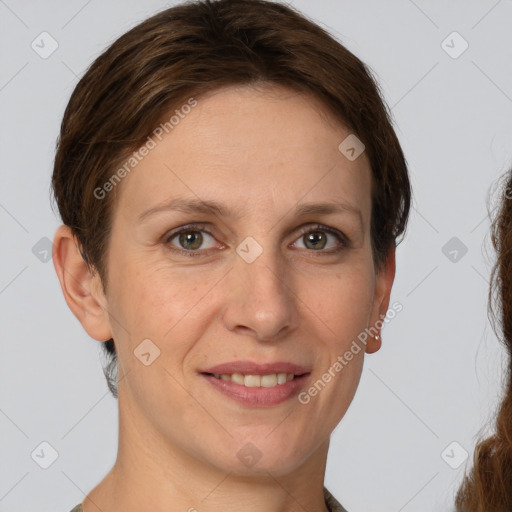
[70,486,348,511]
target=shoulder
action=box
[324,486,349,512]
[69,505,82,512]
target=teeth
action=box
[244,374,260,387]
[211,372,297,387]
[232,373,245,385]
[261,374,277,387]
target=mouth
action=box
[199,361,311,407]
[202,371,305,388]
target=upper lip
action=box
[201,360,311,376]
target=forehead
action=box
[114,84,372,225]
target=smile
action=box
[201,372,310,407]
[209,372,296,387]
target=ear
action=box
[365,246,396,354]
[52,225,112,342]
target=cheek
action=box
[108,255,218,359]
[296,266,373,435]
[106,260,204,401]
[308,263,375,342]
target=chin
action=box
[207,434,315,477]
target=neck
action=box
[82,392,331,512]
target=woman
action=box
[51,1,411,510]
[456,172,512,511]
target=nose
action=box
[221,247,299,342]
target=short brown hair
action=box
[51,0,411,398]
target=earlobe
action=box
[365,333,381,354]
[52,225,113,342]
[365,247,396,354]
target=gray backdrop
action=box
[1,0,512,510]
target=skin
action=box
[53,83,395,512]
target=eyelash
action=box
[163,223,350,258]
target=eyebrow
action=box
[137,197,363,226]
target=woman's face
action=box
[94,84,394,476]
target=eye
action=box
[292,224,348,253]
[165,223,219,256]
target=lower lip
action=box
[201,373,310,407]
